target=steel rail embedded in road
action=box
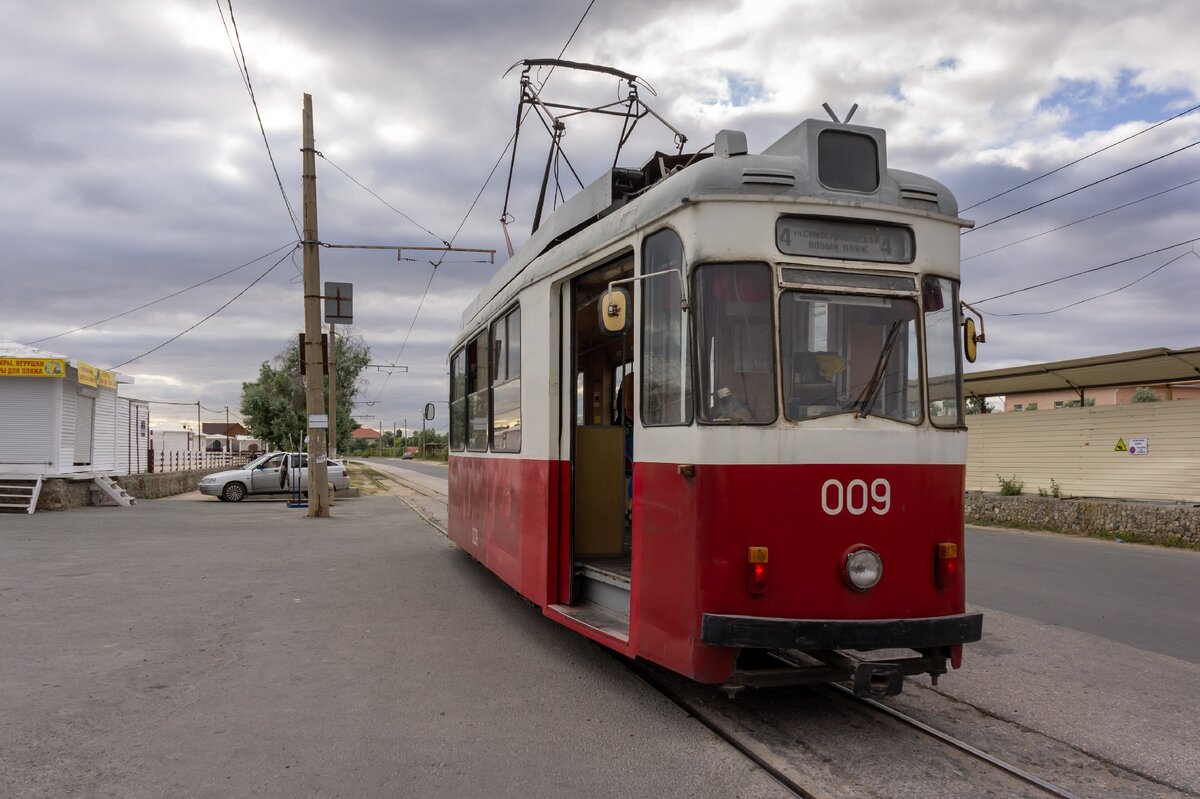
[829,683,1085,799]
[624,659,817,799]
[628,655,1086,799]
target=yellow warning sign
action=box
[1114,438,1128,452]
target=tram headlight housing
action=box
[843,547,883,592]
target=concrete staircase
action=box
[91,475,137,507]
[0,477,42,514]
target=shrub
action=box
[1050,477,1063,499]
[997,473,1024,496]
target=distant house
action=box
[351,427,381,441]
[151,427,206,455]
[0,340,148,477]
[199,422,263,453]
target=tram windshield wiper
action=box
[854,320,904,419]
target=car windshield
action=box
[244,453,276,469]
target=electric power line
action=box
[24,241,297,345]
[215,0,302,240]
[962,176,1200,261]
[978,249,1199,317]
[970,236,1200,305]
[961,100,1200,212]
[964,136,1200,235]
[110,246,296,370]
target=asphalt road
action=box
[0,495,781,798]
[965,525,1200,663]
[362,456,448,480]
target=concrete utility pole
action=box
[328,323,338,460]
[301,93,330,517]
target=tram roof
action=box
[964,346,1200,397]
[458,118,967,339]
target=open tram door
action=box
[558,256,637,640]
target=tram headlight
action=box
[843,547,883,591]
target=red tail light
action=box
[747,547,768,595]
[935,542,959,589]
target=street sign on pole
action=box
[324,282,353,324]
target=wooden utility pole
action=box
[301,93,330,517]
[328,323,338,460]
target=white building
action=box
[151,427,208,455]
[1,341,149,491]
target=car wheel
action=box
[222,482,247,502]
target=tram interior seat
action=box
[788,351,840,416]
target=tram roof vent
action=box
[742,168,795,187]
[899,183,940,203]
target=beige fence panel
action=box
[966,401,1200,502]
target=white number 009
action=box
[821,478,891,516]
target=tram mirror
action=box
[424,402,436,421]
[960,301,985,364]
[963,318,978,363]
[599,287,632,335]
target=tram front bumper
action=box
[700,611,983,651]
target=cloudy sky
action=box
[3,0,1199,431]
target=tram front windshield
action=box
[780,292,921,423]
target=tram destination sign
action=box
[776,217,913,264]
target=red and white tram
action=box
[438,113,983,696]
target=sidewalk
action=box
[0,495,779,798]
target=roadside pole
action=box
[301,93,330,517]
[328,323,338,460]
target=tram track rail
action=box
[350,460,449,533]
[351,460,1139,797]
[627,658,1088,799]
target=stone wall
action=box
[965,492,1200,544]
[36,468,223,511]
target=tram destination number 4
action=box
[821,478,891,516]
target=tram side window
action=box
[924,276,963,427]
[466,331,489,451]
[449,350,467,451]
[490,306,522,452]
[695,263,776,424]
[641,229,692,426]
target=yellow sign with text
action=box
[0,357,67,378]
[76,362,117,390]
[77,361,98,387]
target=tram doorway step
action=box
[575,558,630,617]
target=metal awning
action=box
[964,346,1200,398]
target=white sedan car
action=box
[199,452,350,502]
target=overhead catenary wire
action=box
[24,241,297,345]
[969,236,1200,305]
[110,246,296,370]
[369,0,597,405]
[214,0,302,240]
[978,249,1200,317]
[964,136,1200,235]
[315,151,450,247]
[961,100,1200,213]
[962,175,1200,261]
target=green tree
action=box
[966,396,991,414]
[1131,386,1161,403]
[240,333,371,452]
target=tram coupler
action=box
[852,662,905,698]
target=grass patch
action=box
[348,464,393,496]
